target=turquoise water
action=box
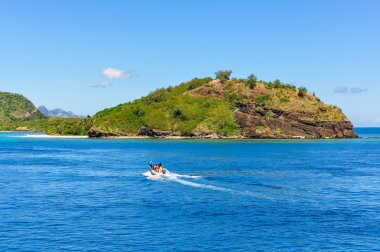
[0,128,379,251]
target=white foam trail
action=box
[173,174,202,179]
[142,171,163,181]
[142,170,231,192]
[142,170,271,199]
[142,170,202,180]
[171,177,234,192]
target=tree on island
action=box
[273,79,282,87]
[215,70,232,83]
[298,86,308,97]
[247,74,257,89]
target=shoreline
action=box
[20,134,356,140]
[3,131,361,140]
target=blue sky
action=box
[0,0,379,126]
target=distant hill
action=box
[38,106,84,118]
[0,92,46,130]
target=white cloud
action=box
[91,80,112,88]
[103,67,130,79]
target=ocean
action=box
[0,128,379,251]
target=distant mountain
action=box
[0,92,46,130]
[38,106,84,118]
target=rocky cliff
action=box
[234,103,356,138]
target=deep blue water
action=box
[0,128,380,251]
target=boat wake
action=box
[142,170,274,199]
[142,170,201,181]
[142,170,231,192]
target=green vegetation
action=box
[215,70,232,83]
[279,96,290,104]
[0,92,46,130]
[265,79,296,90]
[246,74,257,89]
[0,91,91,135]
[187,77,213,90]
[298,86,308,97]
[256,94,271,106]
[91,77,240,136]
[21,117,92,135]
[273,79,282,87]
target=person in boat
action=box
[150,161,159,172]
[150,161,160,173]
[150,161,167,174]
[158,163,168,174]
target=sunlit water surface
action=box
[0,128,379,251]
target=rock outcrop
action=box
[234,102,357,138]
[88,128,123,138]
[137,127,178,137]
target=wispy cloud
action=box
[91,80,112,88]
[103,67,130,79]
[334,86,367,94]
[350,87,367,93]
[334,86,349,93]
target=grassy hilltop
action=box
[3,71,357,138]
[0,92,46,130]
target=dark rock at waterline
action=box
[138,127,176,137]
[88,128,122,138]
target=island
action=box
[0,71,358,139]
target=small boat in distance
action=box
[149,161,169,175]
